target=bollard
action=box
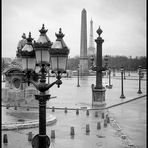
[52,106,55,112]
[107,117,110,123]
[51,130,55,139]
[121,135,126,139]
[6,104,10,109]
[27,107,29,111]
[86,124,90,133]
[86,110,89,116]
[14,106,17,110]
[104,119,107,128]
[102,112,104,119]
[28,132,33,141]
[76,109,79,115]
[70,127,75,136]
[95,112,98,117]
[97,122,101,130]
[3,134,8,144]
[65,107,68,113]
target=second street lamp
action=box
[20,25,69,148]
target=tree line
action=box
[2,55,146,72]
[67,55,147,71]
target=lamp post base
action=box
[120,94,125,99]
[91,84,106,107]
[32,134,50,148]
[137,90,142,94]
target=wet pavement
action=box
[2,73,147,148]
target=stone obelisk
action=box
[88,19,95,56]
[79,9,89,76]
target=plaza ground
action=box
[2,72,147,148]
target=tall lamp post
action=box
[90,26,107,107]
[106,67,112,89]
[137,66,142,94]
[120,66,125,99]
[77,64,80,87]
[20,25,69,148]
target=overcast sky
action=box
[2,0,146,58]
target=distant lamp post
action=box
[120,66,125,99]
[104,55,108,77]
[77,64,80,87]
[128,56,132,76]
[20,25,69,148]
[91,26,107,107]
[123,68,126,79]
[113,66,115,76]
[104,55,108,68]
[137,66,142,94]
[106,67,112,89]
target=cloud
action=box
[2,0,146,58]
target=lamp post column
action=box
[91,26,106,107]
[120,67,125,99]
[33,71,51,148]
[137,66,142,94]
[95,27,104,89]
[35,93,50,148]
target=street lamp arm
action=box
[46,79,62,89]
[28,78,62,92]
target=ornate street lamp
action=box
[137,65,142,94]
[20,25,69,148]
[120,66,125,99]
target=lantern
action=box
[21,32,36,71]
[49,28,69,72]
[34,24,52,65]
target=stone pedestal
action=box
[91,84,106,107]
[80,57,89,76]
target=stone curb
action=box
[2,115,56,130]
